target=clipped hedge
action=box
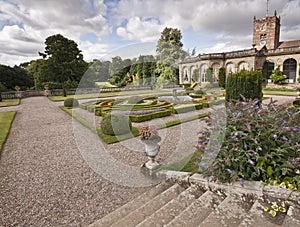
[226,70,263,101]
[101,113,132,136]
[64,98,79,108]
[129,109,172,122]
[173,103,203,114]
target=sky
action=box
[0,0,300,66]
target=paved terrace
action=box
[0,95,296,226]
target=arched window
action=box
[191,66,199,82]
[238,61,249,71]
[262,60,275,79]
[226,63,235,75]
[183,67,188,82]
[283,58,297,83]
[200,64,208,83]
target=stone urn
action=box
[142,136,161,170]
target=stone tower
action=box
[252,12,280,50]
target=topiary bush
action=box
[101,113,132,136]
[64,98,79,108]
[226,69,263,101]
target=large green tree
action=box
[156,27,187,85]
[39,34,88,85]
[0,64,33,90]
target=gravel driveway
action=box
[0,97,150,226]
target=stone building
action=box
[179,12,300,86]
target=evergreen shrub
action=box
[226,70,263,101]
[64,98,79,108]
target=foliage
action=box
[139,125,159,140]
[198,99,300,191]
[191,68,199,82]
[156,27,187,85]
[101,113,132,136]
[293,99,300,107]
[64,98,79,108]
[39,34,88,85]
[226,70,263,101]
[82,60,110,87]
[0,82,8,92]
[206,67,214,83]
[218,67,226,88]
[129,109,172,122]
[270,67,287,84]
[0,64,33,90]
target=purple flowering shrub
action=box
[199,99,300,190]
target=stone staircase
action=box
[89,171,300,227]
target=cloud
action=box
[0,0,111,65]
[116,17,164,42]
[0,0,300,66]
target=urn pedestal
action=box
[143,138,161,170]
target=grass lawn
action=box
[0,99,20,107]
[49,89,172,102]
[263,90,297,96]
[0,111,16,152]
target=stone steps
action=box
[89,171,300,227]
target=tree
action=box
[270,67,287,84]
[156,27,187,84]
[0,64,33,90]
[206,67,214,83]
[218,67,226,88]
[39,34,88,85]
[108,57,132,86]
[26,59,47,90]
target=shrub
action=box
[64,98,79,108]
[194,89,204,95]
[218,67,226,88]
[270,67,287,84]
[101,113,132,136]
[293,99,300,107]
[198,99,300,191]
[226,69,263,101]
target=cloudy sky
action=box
[0,0,300,66]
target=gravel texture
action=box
[0,97,150,226]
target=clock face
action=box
[260,40,266,46]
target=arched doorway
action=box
[238,61,249,71]
[283,58,297,83]
[200,64,208,83]
[262,60,275,80]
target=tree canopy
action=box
[39,34,88,85]
[155,27,187,85]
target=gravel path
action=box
[0,97,150,226]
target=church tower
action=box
[252,12,281,50]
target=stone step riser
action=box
[136,186,203,227]
[89,182,172,227]
[111,183,186,227]
[199,195,253,227]
[165,190,225,227]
